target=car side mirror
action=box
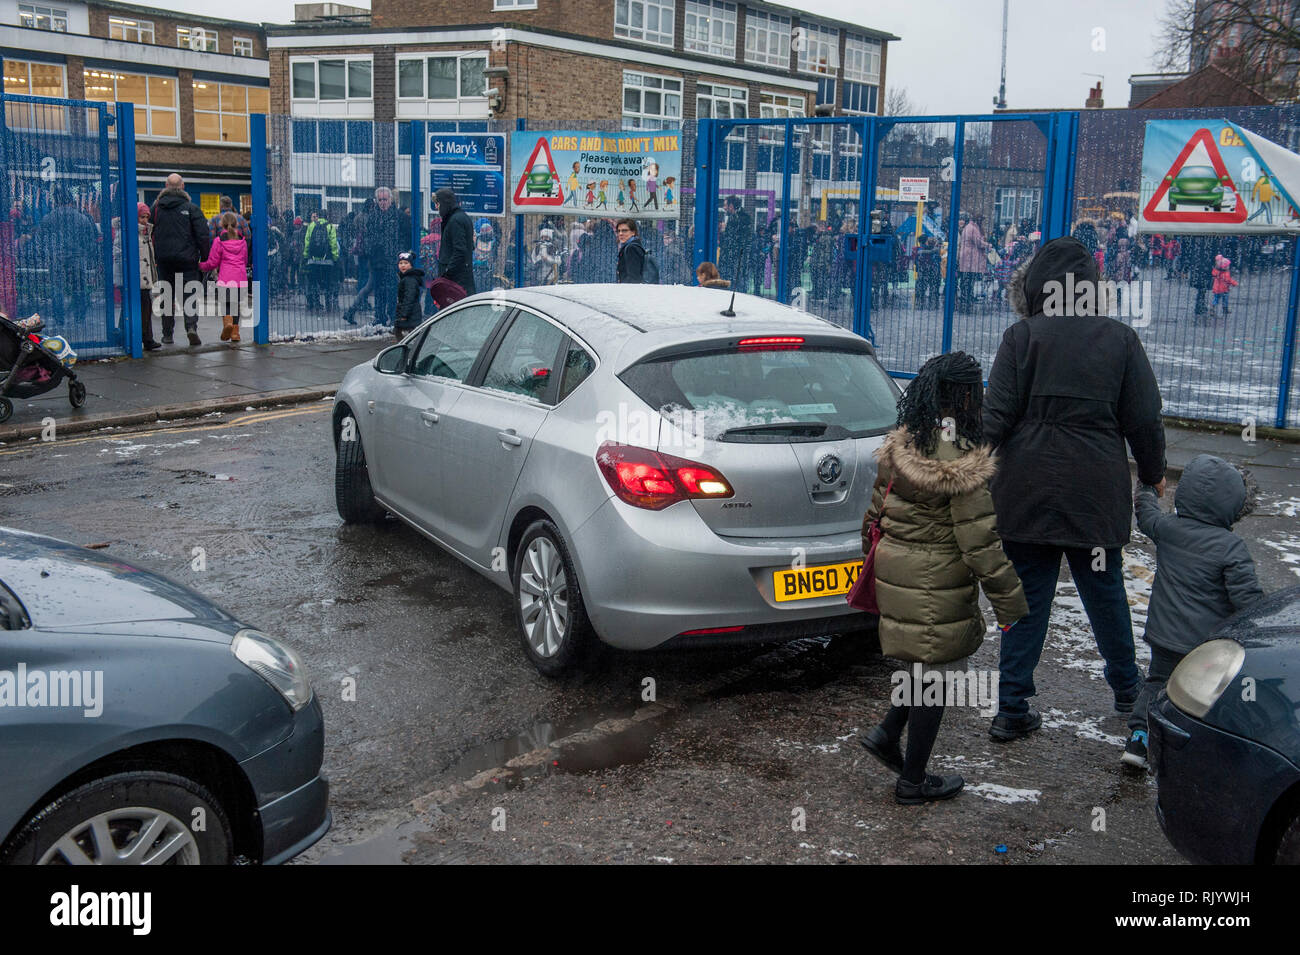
[376,344,409,375]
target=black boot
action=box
[859,724,904,774]
[895,773,964,805]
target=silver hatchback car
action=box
[332,285,900,674]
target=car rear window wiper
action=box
[720,422,847,442]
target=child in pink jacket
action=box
[200,211,250,342]
[1211,254,1238,317]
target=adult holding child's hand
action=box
[983,237,1167,742]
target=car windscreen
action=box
[619,344,898,441]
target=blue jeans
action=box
[998,541,1142,717]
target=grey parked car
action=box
[332,285,900,674]
[0,528,329,865]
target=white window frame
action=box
[290,55,374,116]
[696,81,746,121]
[177,26,219,52]
[83,69,179,141]
[684,0,736,59]
[843,35,880,84]
[995,186,1041,227]
[622,69,682,130]
[232,36,254,57]
[759,90,805,120]
[193,81,268,146]
[17,3,67,31]
[109,15,154,43]
[493,0,537,7]
[396,52,487,102]
[745,10,791,68]
[796,21,838,76]
[615,0,674,48]
[3,60,67,129]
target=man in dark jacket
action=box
[435,187,475,295]
[34,186,98,327]
[984,236,1167,742]
[393,251,423,337]
[1182,234,1215,316]
[616,219,646,283]
[720,197,752,292]
[151,173,211,346]
[345,187,404,325]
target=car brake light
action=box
[596,442,734,510]
[738,336,803,351]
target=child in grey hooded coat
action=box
[1124,453,1265,769]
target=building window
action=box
[177,27,219,52]
[622,70,681,129]
[290,57,373,103]
[493,0,537,7]
[615,0,673,47]
[17,3,67,31]
[292,119,374,155]
[109,16,154,43]
[193,81,269,145]
[233,37,254,57]
[843,34,880,84]
[83,69,179,139]
[698,82,746,170]
[684,1,736,58]
[759,91,804,119]
[396,53,487,101]
[745,11,790,68]
[756,92,804,173]
[841,81,877,115]
[3,60,67,129]
[995,187,1041,227]
[796,22,838,75]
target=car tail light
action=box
[738,336,803,351]
[596,442,733,511]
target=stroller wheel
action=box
[69,381,87,409]
[0,397,11,424]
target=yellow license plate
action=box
[772,559,863,602]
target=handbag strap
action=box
[872,477,895,524]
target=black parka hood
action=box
[1007,236,1099,318]
[1174,454,1254,528]
[155,188,192,209]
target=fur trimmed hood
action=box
[1006,236,1099,319]
[875,427,997,497]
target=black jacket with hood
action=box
[983,236,1166,549]
[395,267,424,329]
[151,188,211,268]
[437,204,476,294]
[1136,454,1264,653]
[617,234,646,283]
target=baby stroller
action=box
[0,313,86,424]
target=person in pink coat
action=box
[1211,254,1238,317]
[199,211,249,342]
[956,213,990,311]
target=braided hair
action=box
[895,351,985,456]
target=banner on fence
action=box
[1138,120,1300,234]
[428,132,506,216]
[509,128,682,218]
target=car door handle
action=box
[420,410,439,425]
[497,429,523,447]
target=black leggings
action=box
[881,684,946,784]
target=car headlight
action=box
[1166,638,1245,719]
[232,629,313,711]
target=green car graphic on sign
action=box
[525,161,558,197]
[1166,165,1231,212]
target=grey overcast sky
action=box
[152,0,1171,113]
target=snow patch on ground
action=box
[1258,534,1300,577]
[269,322,391,345]
[1042,707,1126,746]
[1045,547,1154,680]
[964,783,1042,805]
[97,437,202,457]
[1267,497,1300,518]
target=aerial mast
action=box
[993,0,1008,110]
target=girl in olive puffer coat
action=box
[859,352,1028,805]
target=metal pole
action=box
[116,102,142,358]
[941,118,966,354]
[691,118,718,277]
[409,121,424,256]
[856,115,876,342]
[1275,236,1300,429]
[513,117,526,287]
[777,119,792,303]
[251,113,270,345]
[98,104,114,349]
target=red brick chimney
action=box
[1085,82,1104,108]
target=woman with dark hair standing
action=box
[859,352,1028,804]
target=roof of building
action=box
[1132,64,1274,108]
[94,0,268,33]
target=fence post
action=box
[1043,111,1078,240]
[251,113,270,345]
[116,102,142,358]
[513,117,526,287]
[855,116,876,343]
[777,119,792,303]
[1276,237,1300,429]
[940,118,966,354]
[692,118,716,276]
[409,121,424,256]
[98,103,114,349]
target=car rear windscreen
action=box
[620,345,898,440]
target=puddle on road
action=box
[316,819,421,865]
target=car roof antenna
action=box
[720,292,736,318]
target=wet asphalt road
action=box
[2,406,1298,864]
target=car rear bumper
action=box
[570,497,871,650]
[239,693,331,864]
[1149,694,1299,864]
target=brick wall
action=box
[88,3,267,58]
[137,142,250,175]
[504,43,624,124]
[372,0,614,33]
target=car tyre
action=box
[335,418,387,524]
[513,520,594,676]
[1,771,232,865]
[0,397,11,424]
[1274,812,1300,864]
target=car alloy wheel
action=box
[519,536,569,658]
[39,807,200,865]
